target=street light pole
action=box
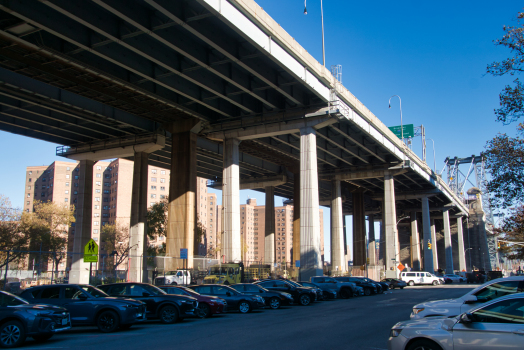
[388,95,403,142]
[304,0,326,67]
[427,138,436,174]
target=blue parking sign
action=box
[180,248,188,260]
[295,260,300,268]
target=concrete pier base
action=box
[129,152,148,282]
[443,208,454,274]
[264,186,275,266]
[331,180,345,273]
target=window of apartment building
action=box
[27,186,31,190]
[96,181,101,186]
[160,186,165,191]
[28,171,32,175]
[94,221,99,226]
[65,174,70,179]
[27,193,31,198]
[151,177,157,182]
[210,202,213,205]
[93,237,98,242]
[103,198,109,202]
[161,170,166,175]
[152,169,157,174]
[105,174,110,179]
[96,173,101,178]
[150,202,155,207]
[65,190,69,194]
[65,182,70,187]
[103,206,109,210]
[102,222,107,226]
[74,183,78,187]
[102,213,108,218]
[151,194,156,198]
[96,166,101,171]
[95,197,100,202]
[26,201,30,206]
[160,195,165,199]
[64,198,68,202]
[103,190,110,194]
[151,185,156,190]
[66,167,70,171]
[73,191,78,195]
[94,213,100,218]
[74,175,79,180]
[42,178,46,182]
[28,178,32,182]
[104,182,110,187]
[93,229,98,234]
[94,189,100,193]
[114,180,117,184]
[75,168,79,172]
[160,178,165,183]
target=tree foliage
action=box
[495,205,524,260]
[0,195,28,269]
[146,198,168,240]
[101,223,130,271]
[485,10,524,208]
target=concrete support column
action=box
[330,180,345,273]
[378,210,385,267]
[457,217,466,272]
[421,197,434,273]
[264,186,275,265]
[352,191,366,266]
[443,208,454,274]
[166,131,197,271]
[410,211,421,270]
[343,215,348,266]
[430,219,439,271]
[292,172,300,267]
[368,214,376,266]
[299,127,322,280]
[69,160,94,284]
[223,138,241,262]
[384,172,399,277]
[129,152,149,282]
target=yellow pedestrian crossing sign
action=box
[84,239,98,263]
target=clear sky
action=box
[0,1,522,261]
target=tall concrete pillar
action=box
[352,191,366,266]
[430,218,439,271]
[264,186,275,265]
[343,215,348,266]
[410,211,421,270]
[368,214,376,265]
[292,172,300,267]
[129,152,149,282]
[457,217,466,272]
[330,180,345,273]
[222,138,241,262]
[443,208,454,274]
[421,197,433,272]
[378,209,385,267]
[299,127,322,280]
[166,129,197,271]
[69,160,94,284]
[384,172,399,277]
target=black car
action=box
[230,283,294,309]
[188,284,265,313]
[97,283,198,324]
[0,291,71,348]
[354,277,389,293]
[334,277,378,296]
[381,278,407,289]
[254,279,316,306]
[20,284,146,333]
[298,281,335,300]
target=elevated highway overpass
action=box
[0,0,470,281]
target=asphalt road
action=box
[21,284,476,350]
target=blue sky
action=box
[0,1,522,259]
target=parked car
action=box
[230,283,293,309]
[97,283,198,324]
[288,281,322,301]
[298,281,331,300]
[411,276,524,319]
[0,290,71,348]
[334,277,378,296]
[353,277,389,293]
[390,293,524,350]
[153,270,191,286]
[158,285,226,318]
[382,278,407,290]
[188,284,265,313]
[254,280,316,306]
[309,276,358,298]
[400,271,441,286]
[20,284,146,333]
[444,274,465,283]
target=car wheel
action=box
[353,290,359,297]
[0,321,26,348]
[408,281,415,286]
[159,305,179,324]
[269,297,281,309]
[198,303,212,318]
[363,288,371,296]
[432,280,438,286]
[96,310,120,333]
[32,334,53,342]
[238,301,252,313]
[170,281,177,285]
[340,288,350,299]
[390,285,395,289]
[407,339,443,350]
[299,294,311,306]
[400,286,404,289]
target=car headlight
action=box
[26,309,52,316]
[180,300,194,304]
[413,308,425,315]
[390,328,402,337]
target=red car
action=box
[159,285,227,318]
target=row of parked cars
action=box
[0,274,400,348]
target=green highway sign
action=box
[389,124,414,139]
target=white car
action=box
[411,276,524,319]
[389,293,524,350]
[444,274,464,283]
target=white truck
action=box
[154,270,191,285]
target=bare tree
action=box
[101,223,131,275]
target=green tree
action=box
[146,198,168,240]
[0,195,29,270]
[485,10,524,208]
[494,205,524,260]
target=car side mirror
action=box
[142,292,151,297]
[463,295,478,304]
[460,313,473,324]
[226,292,232,297]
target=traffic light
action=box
[497,242,501,249]
[428,241,432,250]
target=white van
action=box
[400,271,441,286]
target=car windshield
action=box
[0,292,28,306]
[79,286,109,298]
[164,271,179,276]
[142,284,167,295]
[209,267,228,275]
[179,286,198,295]
[285,280,300,287]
